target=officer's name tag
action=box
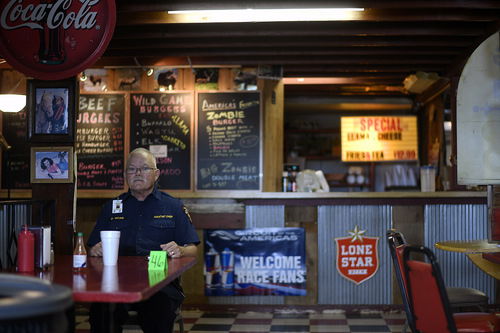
[148,250,168,271]
[112,200,123,214]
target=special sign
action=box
[335,226,379,285]
[341,116,418,162]
[0,0,116,80]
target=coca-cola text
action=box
[1,0,99,31]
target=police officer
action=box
[87,147,199,333]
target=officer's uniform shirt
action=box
[88,187,199,255]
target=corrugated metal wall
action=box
[209,205,285,305]
[207,202,494,305]
[0,204,31,268]
[318,205,392,304]
[425,204,495,301]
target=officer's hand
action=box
[160,241,182,258]
[89,242,103,257]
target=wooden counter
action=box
[0,189,486,201]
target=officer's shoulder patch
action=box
[182,205,193,224]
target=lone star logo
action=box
[335,226,379,285]
[348,225,366,242]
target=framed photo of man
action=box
[31,146,74,183]
[27,78,77,142]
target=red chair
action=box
[386,230,418,332]
[387,230,489,308]
[403,245,500,333]
[387,230,490,333]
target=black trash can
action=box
[0,273,74,333]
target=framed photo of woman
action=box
[31,146,74,183]
[27,78,77,143]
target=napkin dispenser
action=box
[27,226,51,268]
[296,169,330,192]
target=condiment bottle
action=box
[73,232,87,271]
[17,225,34,272]
[282,171,289,192]
[290,172,297,192]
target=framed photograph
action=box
[27,78,77,142]
[31,147,73,183]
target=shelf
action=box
[303,155,340,160]
[330,182,371,188]
[286,128,339,134]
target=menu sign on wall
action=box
[197,92,261,190]
[76,94,125,189]
[1,110,30,188]
[341,116,418,162]
[130,92,192,190]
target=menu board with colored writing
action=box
[130,92,192,190]
[76,94,125,189]
[1,110,30,189]
[197,92,261,190]
[341,116,418,162]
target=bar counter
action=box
[0,189,487,201]
[1,190,490,306]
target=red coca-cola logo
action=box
[0,0,115,80]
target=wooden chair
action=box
[403,245,500,333]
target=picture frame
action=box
[27,78,77,143]
[31,146,74,183]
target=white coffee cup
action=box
[101,265,119,292]
[100,230,120,266]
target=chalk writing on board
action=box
[76,94,125,189]
[197,92,261,190]
[1,110,30,188]
[130,93,192,190]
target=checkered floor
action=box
[75,306,407,333]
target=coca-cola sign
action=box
[0,0,115,80]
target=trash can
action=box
[0,273,74,333]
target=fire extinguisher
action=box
[17,225,34,272]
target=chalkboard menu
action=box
[197,92,261,190]
[76,94,125,189]
[1,110,30,189]
[130,92,193,190]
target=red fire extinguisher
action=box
[17,225,34,272]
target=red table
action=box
[33,255,196,332]
[40,255,197,303]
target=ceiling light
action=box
[146,68,154,76]
[167,8,364,23]
[283,77,362,85]
[0,94,26,113]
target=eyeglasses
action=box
[126,166,156,174]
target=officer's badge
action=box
[112,200,123,214]
[183,206,193,224]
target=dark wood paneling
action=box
[32,184,75,255]
[190,213,245,229]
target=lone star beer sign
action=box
[335,226,379,285]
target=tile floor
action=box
[75,306,407,333]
